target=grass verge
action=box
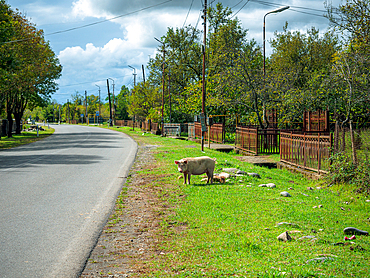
[0,124,55,150]
[108,126,370,277]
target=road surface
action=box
[0,125,137,278]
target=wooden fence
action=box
[188,122,225,144]
[209,123,225,144]
[235,126,280,155]
[280,132,332,173]
[163,123,181,136]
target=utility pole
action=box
[201,0,207,151]
[67,99,70,124]
[168,67,171,124]
[108,78,115,125]
[59,105,61,124]
[154,37,166,136]
[53,102,55,123]
[106,79,113,126]
[142,64,146,84]
[85,91,88,125]
[95,85,101,124]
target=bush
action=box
[326,152,370,194]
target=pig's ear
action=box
[183,160,188,164]
[174,160,179,164]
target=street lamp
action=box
[263,6,290,76]
[95,84,101,124]
[128,65,137,86]
[154,37,166,136]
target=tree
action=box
[0,5,61,136]
[128,82,161,121]
[326,0,370,47]
[115,85,130,120]
[268,24,339,126]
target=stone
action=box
[299,235,317,240]
[316,187,322,190]
[276,222,297,227]
[258,184,267,187]
[222,168,238,173]
[280,191,291,197]
[366,200,370,203]
[301,193,309,197]
[306,257,334,264]
[288,187,294,190]
[277,231,292,242]
[247,172,261,178]
[318,205,323,208]
[267,183,276,188]
[319,229,324,232]
[313,206,317,209]
[236,170,248,175]
[307,187,314,190]
[343,227,369,236]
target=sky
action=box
[6,0,342,104]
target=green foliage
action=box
[0,2,62,135]
[115,85,130,120]
[326,152,370,194]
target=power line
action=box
[2,0,173,44]
[183,0,195,28]
[231,0,250,18]
[250,0,327,16]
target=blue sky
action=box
[6,0,341,104]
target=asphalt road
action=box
[0,125,137,278]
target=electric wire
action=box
[183,0,195,28]
[231,0,250,18]
[1,0,173,44]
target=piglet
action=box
[175,156,216,184]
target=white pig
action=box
[175,156,216,184]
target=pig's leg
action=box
[206,171,212,184]
[187,174,191,184]
[183,173,187,184]
[210,169,214,184]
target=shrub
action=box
[326,152,370,194]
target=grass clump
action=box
[0,124,55,149]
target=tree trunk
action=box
[349,120,358,165]
[7,109,13,138]
[341,125,346,153]
[334,120,339,153]
[14,112,22,134]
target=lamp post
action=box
[263,6,290,77]
[128,65,137,86]
[108,78,115,125]
[95,84,101,124]
[128,66,137,130]
[263,6,289,127]
[154,37,166,136]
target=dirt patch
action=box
[80,144,168,277]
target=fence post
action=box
[303,133,306,168]
[290,132,293,164]
[256,127,259,155]
[318,133,321,173]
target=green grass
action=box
[110,126,370,277]
[0,124,55,149]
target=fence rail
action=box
[235,126,279,155]
[163,123,181,136]
[280,132,332,173]
[209,123,225,144]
